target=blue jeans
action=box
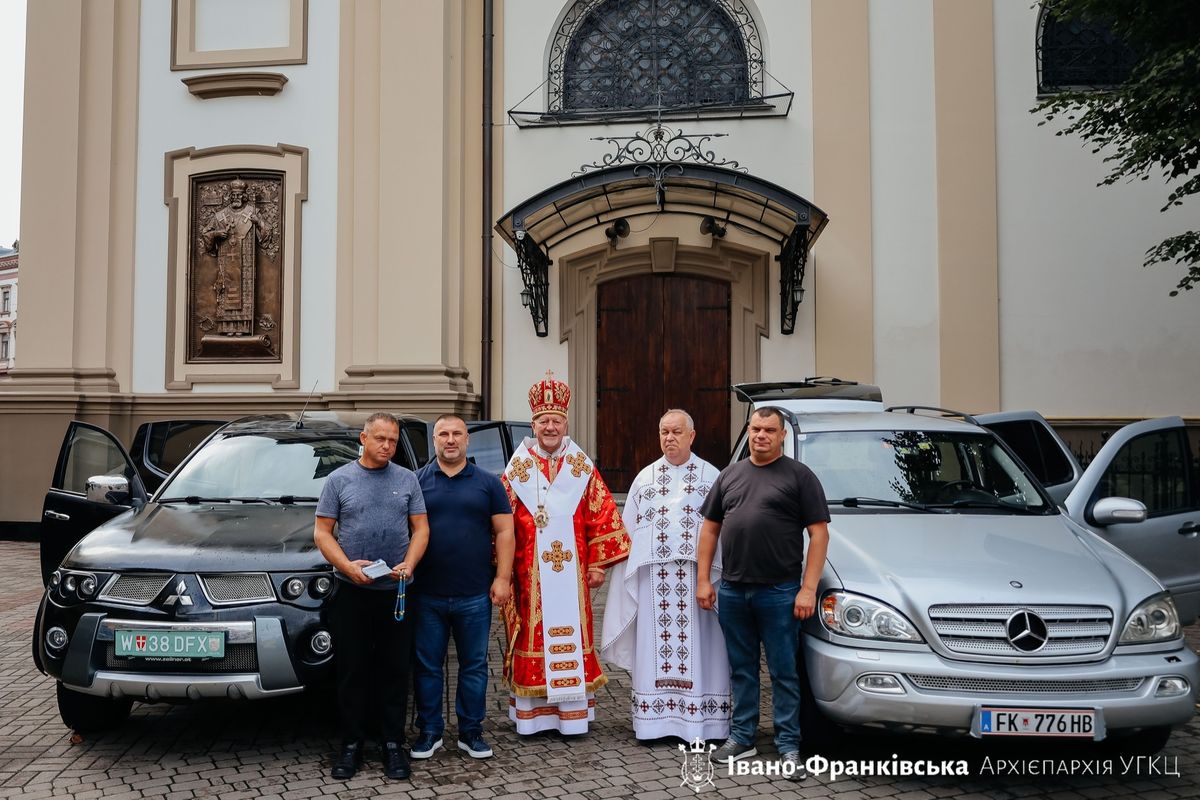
[412,591,493,739]
[717,580,802,753]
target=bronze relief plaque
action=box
[188,172,284,362]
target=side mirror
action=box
[1090,496,1147,526]
[86,475,132,506]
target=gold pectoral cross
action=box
[541,540,573,573]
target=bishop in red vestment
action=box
[501,372,630,734]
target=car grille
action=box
[104,643,259,673]
[198,574,275,605]
[100,573,173,605]
[928,604,1113,657]
[907,674,1144,695]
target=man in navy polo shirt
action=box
[410,414,515,760]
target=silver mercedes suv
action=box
[731,381,1199,752]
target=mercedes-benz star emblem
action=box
[1006,610,1048,652]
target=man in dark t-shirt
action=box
[698,406,830,781]
[411,414,514,762]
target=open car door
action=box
[40,422,148,584]
[976,410,1082,504]
[128,419,225,493]
[1061,417,1200,625]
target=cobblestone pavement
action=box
[3,539,1199,798]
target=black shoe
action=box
[457,732,494,759]
[382,741,411,780]
[330,741,362,780]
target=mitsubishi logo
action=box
[1006,609,1048,652]
[163,580,193,607]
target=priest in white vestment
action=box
[601,409,731,741]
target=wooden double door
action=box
[595,273,731,493]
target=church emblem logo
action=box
[678,737,715,793]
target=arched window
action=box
[548,0,763,114]
[1037,6,1136,93]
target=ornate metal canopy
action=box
[495,124,828,337]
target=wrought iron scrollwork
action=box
[548,0,763,114]
[576,123,742,174]
[515,231,551,337]
[575,123,745,210]
[778,221,810,336]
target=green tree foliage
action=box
[1036,0,1200,295]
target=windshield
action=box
[158,433,361,501]
[796,430,1053,513]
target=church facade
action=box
[1,0,1196,523]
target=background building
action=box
[0,242,15,374]
[1,0,1196,527]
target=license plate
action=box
[979,707,1096,738]
[114,629,225,659]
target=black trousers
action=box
[327,581,412,745]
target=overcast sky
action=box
[0,0,24,249]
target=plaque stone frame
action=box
[164,144,307,390]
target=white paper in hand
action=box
[361,559,393,580]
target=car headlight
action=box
[52,570,106,603]
[1119,595,1181,644]
[282,577,306,599]
[820,591,924,642]
[312,575,333,597]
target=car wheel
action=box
[797,641,842,749]
[1103,726,1172,756]
[55,682,132,733]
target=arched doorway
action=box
[594,273,731,492]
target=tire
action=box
[1104,726,1172,756]
[56,682,132,733]
[797,638,842,749]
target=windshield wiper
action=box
[934,498,1047,515]
[158,496,276,505]
[832,497,945,514]
[274,496,320,504]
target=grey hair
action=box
[659,409,695,431]
[363,411,399,432]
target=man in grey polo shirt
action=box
[315,412,429,782]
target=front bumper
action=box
[805,635,1199,737]
[44,613,310,701]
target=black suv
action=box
[32,411,527,732]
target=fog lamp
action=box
[856,673,906,695]
[311,630,332,656]
[46,626,69,651]
[1155,677,1189,698]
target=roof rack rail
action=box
[884,405,979,425]
[731,379,882,404]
